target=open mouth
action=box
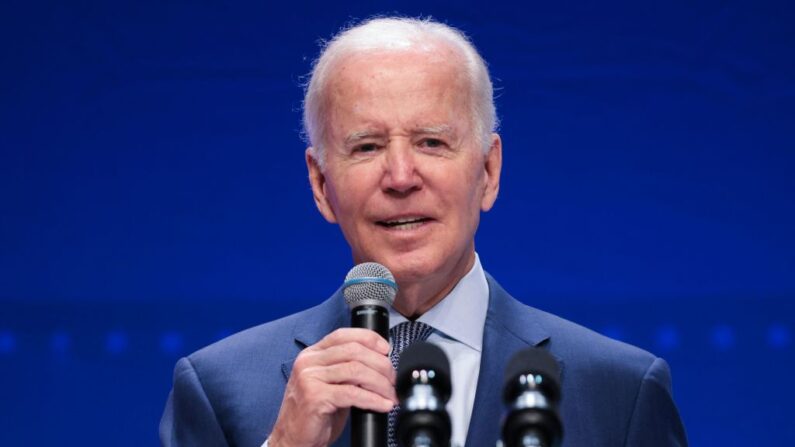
[376,216,433,230]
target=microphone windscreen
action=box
[343,262,397,309]
[503,348,561,398]
[396,341,451,399]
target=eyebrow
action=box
[343,125,456,145]
[414,125,454,136]
[344,130,383,145]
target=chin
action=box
[381,251,446,283]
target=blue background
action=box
[1,0,793,445]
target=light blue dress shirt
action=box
[388,254,488,447]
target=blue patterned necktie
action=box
[388,320,434,447]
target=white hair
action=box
[303,17,498,167]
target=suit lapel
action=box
[464,274,551,447]
[277,290,352,446]
[280,289,349,380]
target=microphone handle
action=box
[351,304,390,447]
[351,304,389,339]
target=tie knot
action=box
[389,321,433,369]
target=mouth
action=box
[375,216,433,230]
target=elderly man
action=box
[160,17,687,447]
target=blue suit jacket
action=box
[160,274,687,446]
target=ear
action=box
[480,133,502,212]
[306,148,338,223]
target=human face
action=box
[307,49,501,310]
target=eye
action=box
[354,143,379,153]
[420,138,446,149]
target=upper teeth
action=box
[386,217,423,224]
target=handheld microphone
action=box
[343,262,398,447]
[395,341,452,447]
[501,348,563,447]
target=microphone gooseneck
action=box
[501,348,563,447]
[395,341,452,447]
[343,262,397,447]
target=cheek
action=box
[450,164,486,224]
[326,169,373,218]
[451,161,485,201]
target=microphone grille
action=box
[503,347,561,401]
[343,262,397,309]
[396,341,452,399]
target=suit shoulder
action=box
[509,297,660,380]
[186,297,338,373]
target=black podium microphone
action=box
[343,262,398,447]
[501,348,563,447]
[396,341,452,447]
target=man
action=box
[160,17,687,447]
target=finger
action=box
[305,342,396,383]
[327,384,395,413]
[311,328,390,355]
[309,361,398,402]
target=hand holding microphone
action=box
[269,263,397,447]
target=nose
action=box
[380,140,422,195]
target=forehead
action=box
[332,48,464,90]
[323,48,473,132]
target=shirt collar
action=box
[388,253,489,352]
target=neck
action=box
[392,249,476,318]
